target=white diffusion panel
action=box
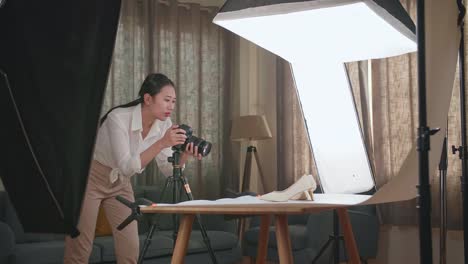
[292,60,374,193]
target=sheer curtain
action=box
[276,58,317,189]
[102,0,229,199]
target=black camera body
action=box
[177,124,212,157]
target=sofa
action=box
[0,187,242,264]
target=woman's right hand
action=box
[160,125,187,148]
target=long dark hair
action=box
[100,73,175,125]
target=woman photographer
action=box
[64,73,202,264]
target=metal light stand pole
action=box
[440,134,448,264]
[453,1,468,262]
[416,0,437,263]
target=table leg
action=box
[275,214,293,264]
[171,214,195,264]
[337,208,360,264]
[256,215,271,264]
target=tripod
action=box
[117,146,218,264]
[311,210,370,264]
[311,210,344,264]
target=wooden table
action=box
[140,204,360,264]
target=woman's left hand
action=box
[180,142,203,165]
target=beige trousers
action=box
[64,161,139,264]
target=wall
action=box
[372,225,464,263]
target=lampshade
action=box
[231,115,272,141]
[215,0,416,194]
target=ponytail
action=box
[99,98,142,126]
[100,73,174,126]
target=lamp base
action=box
[241,146,266,193]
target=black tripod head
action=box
[168,145,184,166]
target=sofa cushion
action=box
[16,233,65,243]
[0,191,27,243]
[249,214,309,227]
[158,230,238,254]
[94,233,173,262]
[244,224,308,251]
[14,240,101,264]
[0,192,66,244]
[95,205,112,237]
[0,221,15,256]
[0,192,7,220]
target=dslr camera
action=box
[176,124,212,157]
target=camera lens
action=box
[198,141,212,157]
[191,137,212,157]
[177,124,212,156]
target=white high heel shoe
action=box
[260,174,317,202]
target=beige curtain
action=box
[103,0,229,199]
[346,61,375,169]
[276,58,317,189]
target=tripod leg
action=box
[242,149,253,192]
[238,149,254,246]
[194,213,218,264]
[136,177,173,263]
[138,224,156,264]
[333,237,339,264]
[341,237,348,262]
[333,210,340,264]
[253,149,267,193]
[311,237,334,264]
[151,177,172,228]
[173,177,180,246]
[159,176,172,202]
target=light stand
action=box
[452,1,468,262]
[416,0,440,262]
[311,210,343,264]
[117,146,218,264]
[440,134,448,264]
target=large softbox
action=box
[0,0,121,234]
[214,0,417,194]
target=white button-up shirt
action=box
[93,104,173,183]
